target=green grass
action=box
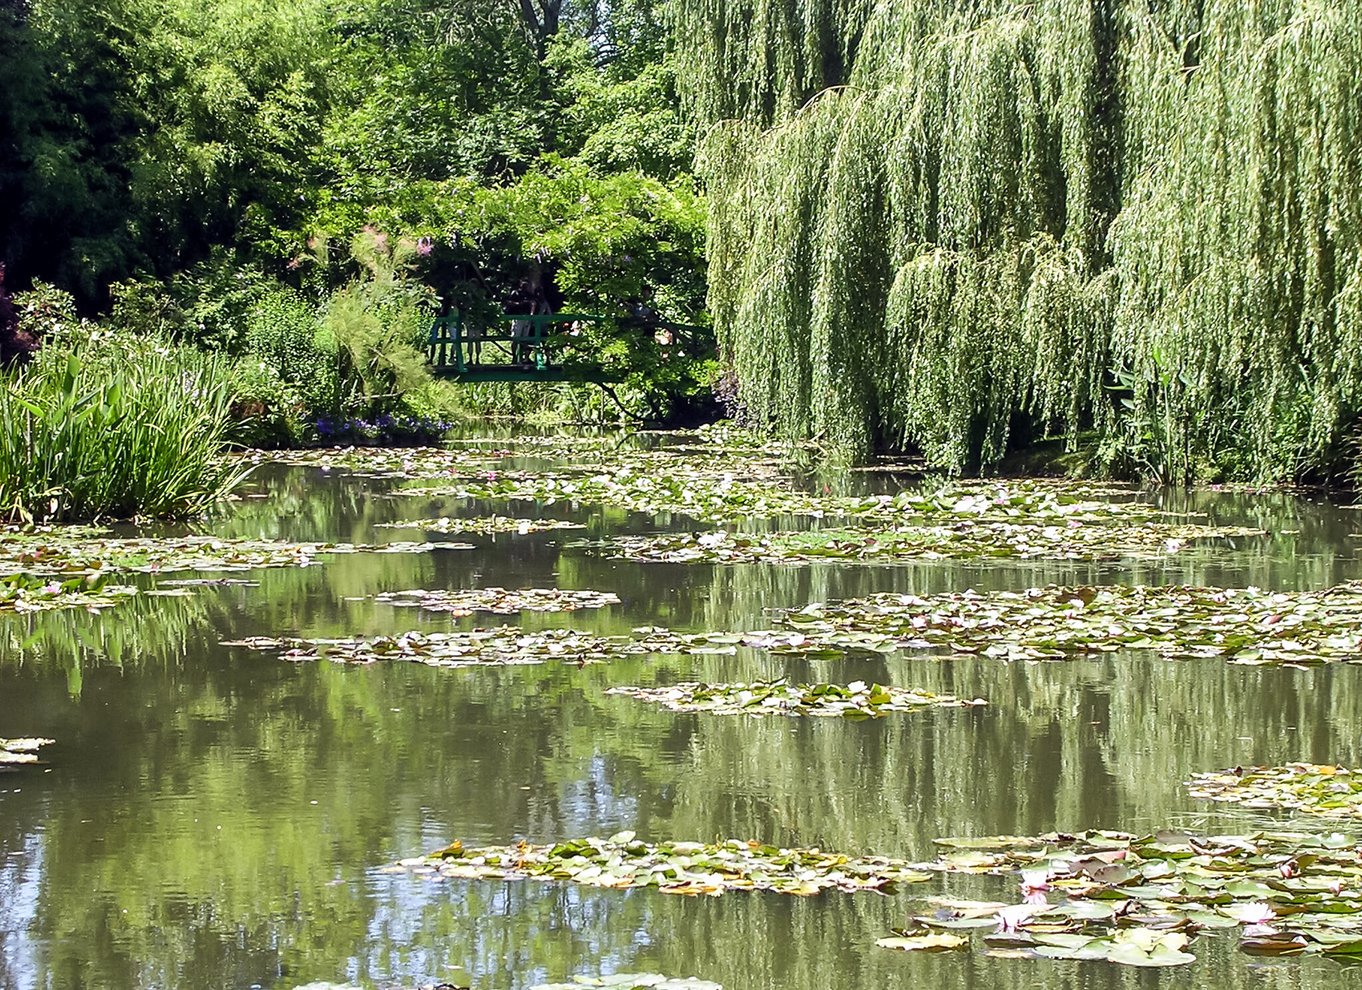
[0,337,248,522]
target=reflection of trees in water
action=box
[7,462,1362,989]
[0,589,218,694]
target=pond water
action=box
[3,435,1362,989]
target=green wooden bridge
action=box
[426,312,701,383]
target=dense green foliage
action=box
[681,0,1362,482]
[0,322,244,521]
[0,0,711,439]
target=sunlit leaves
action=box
[400,833,932,896]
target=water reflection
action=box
[0,463,1361,988]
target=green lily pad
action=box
[876,933,968,952]
[368,587,620,616]
[0,533,472,578]
[1188,764,1362,817]
[400,834,932,896]
[376,516,585,535]
[578,521,1262,565]
[529,976,721,990]
[605,679,985,718]
[0,737,54,766]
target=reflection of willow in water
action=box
[363,865,1329,990]
[14,659,693,989]
[0,591,217,693]
[653,655,1362,860]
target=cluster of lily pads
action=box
[222,627,686,668]
[220,623,909,670]
[576,518,1264,565]
[1186,764,1362,818]
[0,573,138,614]
[238,445,498,479]
[368,587,620,616]
[530,976,719,990]
[0,534,472,578]
[910,827,1362,962]
[400,833,932,897]
[376,516,584,536]
[768,583,1362,666]
[0,737,53,766]
[402,471,1168,529]
[604,679,985,718]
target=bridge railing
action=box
[427,313,610,374]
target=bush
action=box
[0,334,247,521]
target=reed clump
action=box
[0,334,246,522]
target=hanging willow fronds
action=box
[680,0,1362,481]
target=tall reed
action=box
[0,335,247,522]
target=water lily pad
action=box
[1187,764,1362,817]
[760,584,1362,667]
[578,520,1262,565]
[0,573,138,614]
[876,933,968,952]
[401,834,932,896]
[918,826,1362,957]
[529,976,721,990]
[224,626,704,668]
[0,534,472,578]
[376,516,585,535]
[370,587,620,616]
[0,737,54,765]
[605,679,984,718]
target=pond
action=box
[2,430,1362,989]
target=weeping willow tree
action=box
[679,0,1362,482]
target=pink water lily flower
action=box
[1020,871,1051,905]
[995,903,1042,933]
[1236,902,1277,925]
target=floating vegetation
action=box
[238,445,495,478]
[0,535,473,577]
[369,587,620,616]
[400,832,932,896]
[375,516,585,536]
[402,474,1158,527]
[916,828,1362,960]
[581,521,1263,565]
[1187,765,1362,819]
[532,976,720,990]
[0,737,54,766]
[0,573,138,613]
[772,584,1362,666]
[605,679,984,718]
[222,626,694,668]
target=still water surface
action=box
[3,444,1362,989]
